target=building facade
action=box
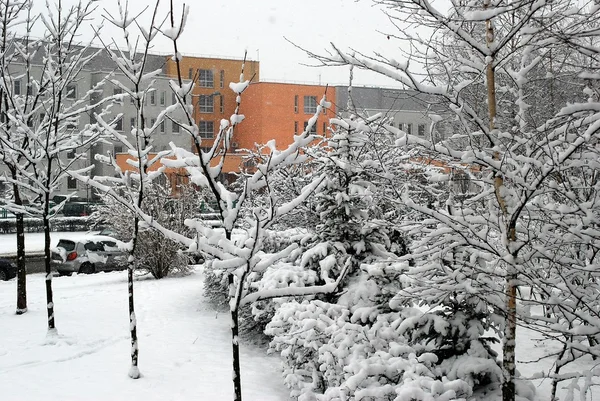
[335,86,444,142]
[163,56,260,153]
[3,46,440,203]
[235,81,335,152]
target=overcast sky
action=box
[27,0,410,88]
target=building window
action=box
[304,96,317,114]
[160,91,166,106]
[114,117,123,131]
[323,122,326,134]
[294,95,298,113]
[113,87,123,104]
[160,120,165,133]
[67,176,77,190]
[188,68,194,80]
[304,121,316,134]
[150,118,156,128]
[199,121,214,138]
[219,95,224,113]
[294,121,298,135]
[173,122,180,133]
[198,95,214,113]
[66,84,77,99]
[150,91,156,105]
[198,69,214,88]
[406,123,413,135]
[66,120,77,130]
[130,117,136,130]
[418,124,425,136]
[14,80,21,95]
[219,70,225,89]
[67,149,76,159]
[172,92,177,105]
[114,145,123,154]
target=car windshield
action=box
[56,239,76,251]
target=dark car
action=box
[0,258,17,281]
[63,202,95,217]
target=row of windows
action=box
[390,122,426,136]
[294,95,325,115]
[189,69,225,89]
[121,87,224,114]
[113,118,214,138]
[12,80,77,99]
[294,120,327,135]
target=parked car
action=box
[0,258,17,281]
[62,202,96,217]
[51,235,127,276]
[96,227,127,241]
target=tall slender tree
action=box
[70,0,170,378]
[0,0,107,330]
[0,0,34,315]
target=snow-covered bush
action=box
[266,298,505,401]
[95,179,195,279]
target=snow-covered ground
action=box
[1,231,597,400]
[0,270,288,401]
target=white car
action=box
[51,235,127,276]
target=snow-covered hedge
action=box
[0,216,92,234]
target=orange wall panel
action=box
[236,82,336,151]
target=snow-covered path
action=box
[0,270,288,401]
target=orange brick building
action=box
[163,56,260,153]
[234,82,335,152]
[116,58,338,187]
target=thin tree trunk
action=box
[128,216,140,379]
[43,212,55,331]
[503,263,517,401]
[483,2,516,400]
[229,273,242,401]
[13,182,27,315]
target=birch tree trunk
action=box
[127,216,140,379]
[484,1,517,399]
[229,273,242,401]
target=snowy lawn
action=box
[0,231,94,255]
[0,270,288,401]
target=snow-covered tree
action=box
[0,0,108,332]
[68,0,173,379]
[0,0,34,315]
[308,0,600,400]
[77,2,346,398]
